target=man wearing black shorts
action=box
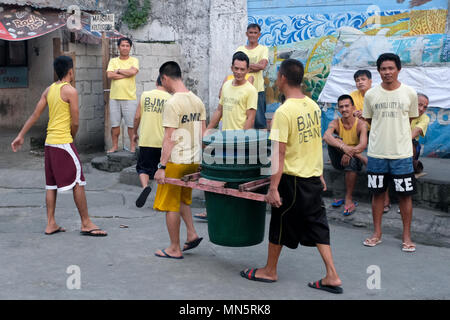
[133,76,171,207]
[240,59,343,294]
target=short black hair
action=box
[337,94,355,106]
[354,70,372,80]
[117,37,132,47]
[232,51,249,68]
[279,59,304,87]
[247,23,261,32]
[377,53,401,71]
[156,75,162,86]
[53,55,73,80]
[159,61,182,80]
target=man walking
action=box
[236,23,269,129]
[153,61,205,259]
[133,76,171,208]
[240,59,343,294]
[323,94,368,216]
[107,37,139,153]
[11,56,107,237]
[362,53,418,252]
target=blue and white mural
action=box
[248,0,450,157]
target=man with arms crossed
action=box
[11,56,107,237]
[133,76,171,208]
[240,59,343,294]
[107,37,139,153]
[236,23,269,129]
[323,94,368,216]
[362,53,418,252]
[153,61,205,259]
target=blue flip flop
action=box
[155,249,184,260]
[332,199,344,207]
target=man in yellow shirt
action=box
[323,94,368,216]
[153,61,206,259]
[132,76,172,208]
[107,37,139,153]
[236,23,269,129]
[11,56,107,237]
[350,70,372,119]
[195,52,258,221]
[240,59,343,294]
[207,51,258,131]
[411,93,430,166]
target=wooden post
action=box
[102,32,111,152]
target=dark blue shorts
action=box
[366,156,416,195]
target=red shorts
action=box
[45,143,86,192]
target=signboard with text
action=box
[0,67,28,88]
[90,14,114,32]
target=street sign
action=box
[90,14,114,32]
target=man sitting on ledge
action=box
[323,94,368,216]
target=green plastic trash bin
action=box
[201,129,271,247]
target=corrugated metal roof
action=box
[0,0,105,12]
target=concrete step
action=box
[91,150,137,172]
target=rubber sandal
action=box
[332,199,344,207]
[308,279,343,294]
[363,237,382,247]
[80,229,107,237]
[240,268,276,283]
[342,202,357,216]
[45,227,66,235]
[154,249,184,259]
[402,243,416,252]
[183,237,203,252]
[194,212,208,220]
[136,186,152,208]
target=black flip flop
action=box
[154,249,184,259]
[136,186,152,208]
[240,268,276,283]
[45,227,66,235]
[308,279,343,294]
[183,237,203,252]
[80,229,107,237]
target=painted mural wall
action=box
[248,0,450,158]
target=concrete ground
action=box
[1,150,450,300]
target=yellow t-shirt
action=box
[220,80,258,130]
[236,45,268,92]
[107,56,139,100]
[139,89,172,148]
[411,113,430,141]
[269,97,323,178]
[362,84,419,159]
[46,82,73,144]
[350,89,364,112]
[162,92,206,164]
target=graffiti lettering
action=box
[12,15,45,31]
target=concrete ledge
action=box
[322,158,450,213]
[91,151,137,172]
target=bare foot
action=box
[107,147,118,154]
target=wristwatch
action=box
[157,163,166,170]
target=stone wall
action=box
[68,41,105,152]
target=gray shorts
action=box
[109,99,138,128]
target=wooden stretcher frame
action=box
[163,172,270,202]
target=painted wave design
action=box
[249,11,403,46]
